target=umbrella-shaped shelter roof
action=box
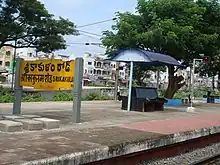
[107,48,183,112]
[109,48,182,66]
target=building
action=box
[16,48,54,60]
[82,52,127,86]
[16,48,37,60]
[0,46,14,72]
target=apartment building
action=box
[0,46,14,72]
[16,48,55,60]
[82,52,127,85]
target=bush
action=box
[0,88,114,103]
[0,86,13,103]
[0,93,14,103]
[22,93,46,102]
[82,92,113,101]
[52,92,113,101]
[52,92,73,101]
[0,90,47,103]
[159,87,210,99]
[216,91,220,96]
[0,86,12,95]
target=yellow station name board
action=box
[19,59,75,90]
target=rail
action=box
[192,154,220,165]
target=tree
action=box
[197,54,220,90]
[196,0,220,90]
[132,64,166,86]
[102,0,220,98]
[0,0,78,53]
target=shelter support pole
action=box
[13,57,23,115]
[190,59,196,108]
[156,70,160,89]
[127,61,134,112]
[72,58,84,123]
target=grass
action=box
[0,86,114,103]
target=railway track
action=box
[193,155,220,165]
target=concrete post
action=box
[127,61,134,112]
[11,41,17,91]
[156,70,160,89]
[12,57,23,114]
[72,58,84,123]
[114,62,119,101]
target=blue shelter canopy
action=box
[109,48,182,66]
[107,48,182,112]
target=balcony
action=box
[94,65,103,69]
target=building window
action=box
[88,62,92,65]
[84,69,87,74]
[0,61,2,65]
[28,53,33,57]
[6,51,11,56]
[5,61,10,66]
[97,62,102,67]
[97,70,101,75]
[90,70,93,74]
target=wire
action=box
[67,42,103,46]
[69,18,115,48]
[67,42,104,48]
[80,33,100,40]
[67,43,89,45]
[78,30,102,37]
[76,18,116,29]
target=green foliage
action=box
[0,93,14,103]
[0,87,47,103]
[22,93,46,102]
[81,93,113,101]
[101,0,220,98]
[173,90,190,99]
[52,92,113,101]
[216,91,220,96]
[160,87,211,99]
[0,89,114,103]
[102,0,212,62]
[52,92,73,101]
[0,85,11,95]
[133,64,166,85]
[0,0,78,52]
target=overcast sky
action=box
[41,0,137,57]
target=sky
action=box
[41,0,137,57]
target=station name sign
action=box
[19,59,75,90]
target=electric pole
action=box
[114,62,119,101]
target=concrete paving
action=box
[33,117,60,129]
[14,119,43,131]
[0,101,217,127]
[0,120,23,132]
[0,101,220,164]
